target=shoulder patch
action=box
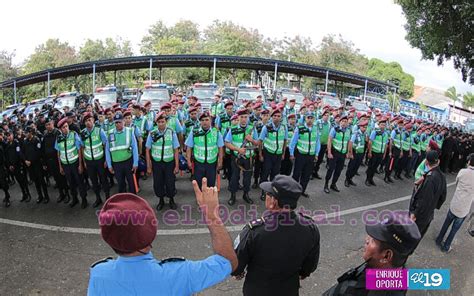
[247,217,265,229]
[91,256,113,268]
[159,257,186,265]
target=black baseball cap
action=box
[260,174,302,208]
[426,150,439,164]
[366,216,421,255]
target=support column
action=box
[47,72,51,96]
[159,68,162,83]
[273,63,278,92]
[363,79,368,102]
[92,64,96,93]
[13,80,17,105]
[212,58,217,84]
[324,70,329,92]
[149,58,153,83]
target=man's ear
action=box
[383,249,394,263]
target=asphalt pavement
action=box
[0,164,472,296]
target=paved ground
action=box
[0,164,472,296]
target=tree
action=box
[396,0,474,84]
[366,58,414,98]
[79,38,133,62]
[0,50,19,81]
[462,92,474,110]
[23,39,77,74]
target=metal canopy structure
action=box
[0,55,397,104]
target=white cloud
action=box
[2,0,472,93]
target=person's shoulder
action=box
[90,257,115,274]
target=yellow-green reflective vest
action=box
[371,130,388,154]
[296,125,318,155]
[402,131,411,151]
[82,127,104,161]
[193,127,219,164]
[231,125,254,158]
[332,127,351,154]
[352,131,366,154]
[263,124,286,155]
[151,128,174,162]
[109,127,133,162]
[58,131,79,165]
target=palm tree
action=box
[463,92,474,111]
[445,86,460,122]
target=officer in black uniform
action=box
[233,174,320,296]
[5,131,31,203]
[42,118,70,203]
[323,216,421,296]
[22,126,50,204]
[0,138,11,207]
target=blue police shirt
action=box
[145,129,180,149]
[87,252,231,296]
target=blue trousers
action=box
[112,158,136,194]
[436,209,466,251]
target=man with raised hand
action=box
[88,178,237,295]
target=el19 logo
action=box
[408,269,450,290]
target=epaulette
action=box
[299,212,314,221]
[159,257,186,265]
[91,256,113,268]
[247,216,266,229]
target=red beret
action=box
[156,111,166,121]
[143,101,151,107]
[339,114,348,121]
[194,102,202,108]
[99,193,157,254]
[123,110,132,118]
[281,97,288,101]
[224,101,234,108]
[104,108,112,114]
[170,98,178,104]
[160,102,172,110]
[231,114,239,121]
[405,123,413,129]
[271,108,282,116]
[289,98,296,102]
[199,111,211,120]
[237,108,249,116]
[114,107,122,113]
[378,116,388,123]
[358,121,368,127]
[428,139,439,151]
[82,112,93,123]
[261,108,270,115]
[188,106,198,113]
[287,113,296,119]
[132,104,141,109]
[253,102,262,109]
[112,103,120,109]
[349,107,356,112]
[178,100,185,105]
[187,96,197,101]
[57,117,68,128]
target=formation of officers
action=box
[1,92,473,209]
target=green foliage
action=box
[366,58,414,98]
[444,86,459,104]
[396,0,473,84]
[462,92,474,109]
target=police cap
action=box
[260,174,302,209]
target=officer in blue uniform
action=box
[105,113,139,194]
[88,180,238,295]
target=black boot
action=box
[324,181,330,194]
[370,179,376,186]
[36,196,43,204]
[25,192,31,203]
[64,193,71,204]
[43,195,49,204]
[330,183,340,192]
[93,194,102,208]
[344,179,350,187]
[4,192,11,207]
[260,190,266,201]
[365,179,372,186]
[156,197,165,211]
[387,176,394,183]
[349,179,356,186]
[243,192,253,204]
[301,192,309,198]
[57,193,65,203]
[252,179,258,189]
[20,191,28,202]
[228,193,236,206]
[169,197,177,210]
[69,196,79,208]
[315,173,322,180]
[81,197,88,209]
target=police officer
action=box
[252,108,270,188]
[325,115,351,194]
[105,113,139,194]
[5,131,31,203]
[280,113,297,176]
[258,108,288,200]
[88,187,238,295]
[290,111,320,197]
[345,121,368,187]
[323,216,421,295]
[215,101,234,180]
[43,118,70,203]
[0,139,11,207]
[23,126,50,204]
[397,123,413,180]
[233,174,320,296]
[313,108,331,179]
[145,111,180,210]
[56,118,88,208]
[366,117,390,186]
[388,119,404,180]
[225,109,259,205]
[81,112,109,208]
[185,111,224,189]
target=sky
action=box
[1,0,472,94]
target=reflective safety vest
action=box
[104,120,115,135]
[402,131,411,151]
[167,115,177,131]
[218,112,232,131]
[296,125,318,155]
[150,128,175,162]
[411,132,422,153]
[352,130,366,154]
[332,127,351,154]
[133,116,147,134]
[109,127,133,163]
[371,129,388,154]
[193,127,219,164]
[420,134,431,152]
[317,120,330,145]
[82,127,104,161]
[231,125,255,158]
[145,111,155,129]
[393,129,403,149]
[210,102,223,117]
[263,124,286,155]
[287,125,295,144]
[185,119,199,137]
[58,131,79,165]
